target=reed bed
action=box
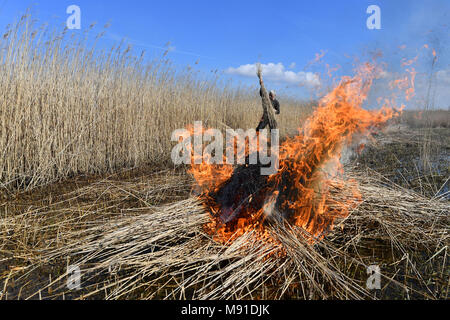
[0,14,312,192]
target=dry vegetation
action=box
[0,14,448,300]
[1,166,448,300]
[399,110,449,129]
[0,14,312,192]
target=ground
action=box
[0,125,448,300]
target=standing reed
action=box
[0,14,311,191]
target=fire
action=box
[187,62,410,248]
[390,68,416,101]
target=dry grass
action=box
[0,12,448,301]
[0,13,311,192]
[356,126,449,199]
[398,110,449,129]
[0,167,448,300]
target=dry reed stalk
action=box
[3,168,446,300]
[0,14,311,192]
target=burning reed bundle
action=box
[191,63,405,245]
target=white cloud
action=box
[376,70,391,79]
[436,69,450,83]
[289,62,296,69]
[225,62,320,87]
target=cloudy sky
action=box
[0,0,449,109]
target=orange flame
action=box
[187,62,409,248]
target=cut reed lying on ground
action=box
[0,14,312,191]
[1,167,447,300]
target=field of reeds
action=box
[0,14,312,192]
[0,14,448,300]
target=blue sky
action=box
[0,0,449,108]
